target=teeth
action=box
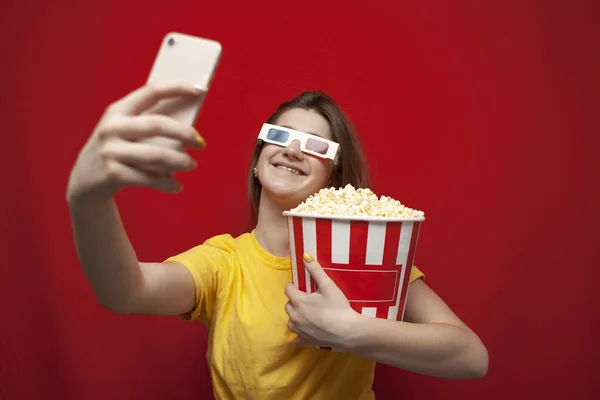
[276,165,301,175]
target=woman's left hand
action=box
[284,253,359,348]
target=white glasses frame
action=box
[257,123,340,163]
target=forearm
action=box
[68,196,142,313]
[341,316,488,379]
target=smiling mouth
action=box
[272,163,305,176]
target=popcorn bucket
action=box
[282,212,425,351]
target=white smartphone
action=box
[141,32,222,151]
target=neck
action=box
[254,192,292,257]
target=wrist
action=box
[67,178,116,210]
[335,310,367,352]
[67,187,115,216]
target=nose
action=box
[282,139,305,160]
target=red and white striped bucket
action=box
[282,212,424,351]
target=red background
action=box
[2,1,599,399]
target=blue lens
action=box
[267,128,290,143]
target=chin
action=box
[264,186,307,208]
[259,163,328,210]
[262,182,320,210]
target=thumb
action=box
[303,252,335,292]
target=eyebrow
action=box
[280,124,325,138]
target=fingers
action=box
[295,337,309,347]
[109,83,206,116]
[285,301,301,337]
[288,321,310,347]
[287,319,298,334]
[284,301,295,317]
[102,139,196,175]
[284,282,306,306]
[105,160,182,193]
[98,114,205,150]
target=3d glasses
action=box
[257,123,340,162]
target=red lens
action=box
[305,138,329,154]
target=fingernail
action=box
[192,84,207,93]
[174,183,183,193]
[189,159,198,170]
[196,136,206,148]
[303,252,314,263]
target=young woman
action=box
[66,83,488,400]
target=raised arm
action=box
[66,84,205,315]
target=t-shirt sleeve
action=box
[409,265,425,283]
[164,235,234,325]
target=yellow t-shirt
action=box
[165,231,424,400]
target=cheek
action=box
[257,146,276,166]
[309,158,334,182]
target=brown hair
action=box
[248,90,371,225]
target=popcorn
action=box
[289,184,425,218]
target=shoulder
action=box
[184,231,254,258]
[165,232,251,265]
[410,265,425,283]
[202,232,253,252]
[201,233,237,251]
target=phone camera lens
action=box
[167,37,175,46]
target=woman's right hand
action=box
[66,83,206,204]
